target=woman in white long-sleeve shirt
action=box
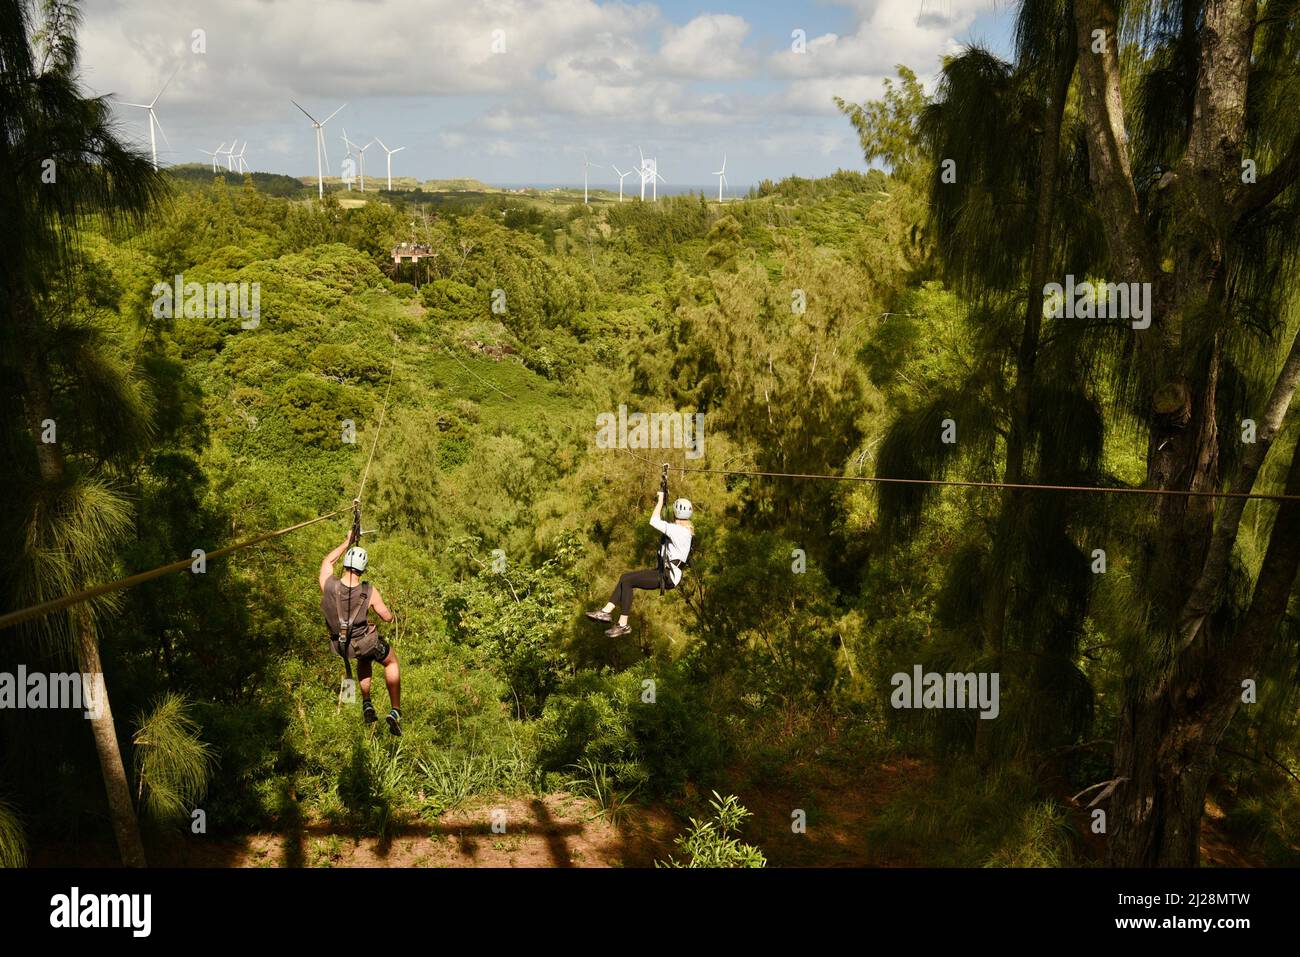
[586,489,693,638]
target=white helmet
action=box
[343,546,368,573]
[673,498,693,520]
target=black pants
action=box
[610,568,674,615]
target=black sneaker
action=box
[386,709,402,736]
[604,623,632,638]
[362,700,377,724]
[585,609,613,623]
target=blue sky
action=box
[81,0,1015,188]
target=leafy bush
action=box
[279,373,362,446]
[441,534,583,715]
[658,793,766,868]
[535,663,727,796]
[132,693,217,828]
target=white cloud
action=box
[771,0,997,81]
[658,14,754,79]
[70,0,1009,182]
[772,74,892,116]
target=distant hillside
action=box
[298,175,495,193]
[167,163,306,197]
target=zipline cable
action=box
[0,507,350,633]
[443,346,515,401]
[357,342,400,503]
[3,340,407,634]
[618,446,1300,503]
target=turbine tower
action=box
[610,164,632,202]
[341,128,359,190]
[712,154,727,202]
[234,142,249,174]
[121,67,179,170]
[375,138,406,191]
[582,152,597,204]
[291,99,347,200]
[218,140,235,172]
[357,138,374,192]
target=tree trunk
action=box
[1067,0,1287,866]
[1108,433,1300,865]
[12,289,148,867]
[76,607,148,868]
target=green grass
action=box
[865,765,1082,867]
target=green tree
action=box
[0,0,168,867]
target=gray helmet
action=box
[673,498,693,520]
[343,545,368,573]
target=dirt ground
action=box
[30,758,1271,867]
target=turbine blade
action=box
[392,146,406,153]
[153,112,170,149]
[375,137,388,151]
[152,64,181,106]
[290,99,318,124]
[320,103,347,126]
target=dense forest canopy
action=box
[1,0,1298,870]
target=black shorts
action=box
[330,636,391,664]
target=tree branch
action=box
[1071,0,1155,285]
[1235,135,1300,220]
[1179,323,1300,650]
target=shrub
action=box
[658,793,766,868]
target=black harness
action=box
[656,465,692,594]
[657,467,671,594]
[336,503,366,680]
[331,581,372,681]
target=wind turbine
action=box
[341,128,359,190]
[581,152,597,204]
[218,140,235,172]
[198,141,225,173]
[610,164,632,202]
[712,154,727,202]
[637,147,665,202]
[375,138,406,191]
[234,141,249,174]
[121,67,179,170]
[292,99,347,200]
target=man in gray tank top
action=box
[320,526,402,734]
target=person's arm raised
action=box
[649,489,666,529]
[319,532,353,592]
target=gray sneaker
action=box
[585,609,613,623]
[604,623,632,638]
